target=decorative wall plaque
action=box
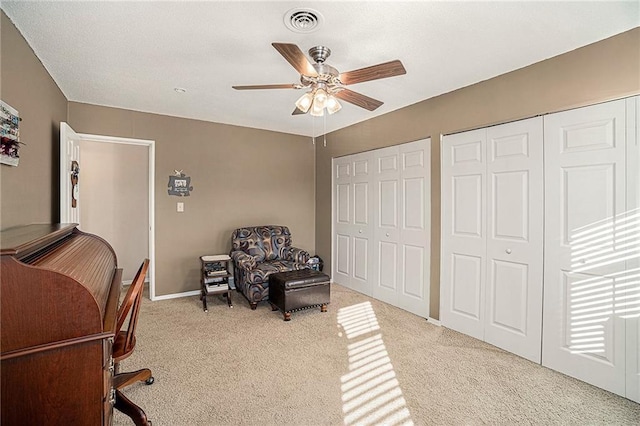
[168,170,193,196]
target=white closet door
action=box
[625,96,640,403]
[441,129,487,340]
[398,139,431,317]
[373,145,401,305]
[351,152,374,296]
[334,156,353,288]
[484,117,544,363]
[333,153,373,296]
[543,99,627,396]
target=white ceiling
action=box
[2,1,638,137]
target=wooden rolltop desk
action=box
[1,224,122,425]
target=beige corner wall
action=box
[315,27,640,320]
[68,103,315,297]
[0,12,67,228]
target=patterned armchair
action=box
[230,225,310,309]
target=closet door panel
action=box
[628,317,640,403]
[398,140,430,317]
[441,130,487,339]
[334,158,352,287]
[625,96,640,403]
[350,153,374,296]
[373,146,401,305]
[485,117,543,363]
[543,99,627,396]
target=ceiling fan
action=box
[232,43,406,116]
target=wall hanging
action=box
[1,101,22,166]
[167,170,193,196]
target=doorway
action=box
[60,123,156,299]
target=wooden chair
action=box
[112,259,154,426]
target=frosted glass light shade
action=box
[326,95,342,114]
[314,88,328,109]
[295,92,314,113]
[310,97,324,116]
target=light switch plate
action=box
[177,202,184,212]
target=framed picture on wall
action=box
[1,101,21,167]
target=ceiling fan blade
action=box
[292,107,306,115]
[339,60,406,85]
[334,89,384,111]
[232,84,299,90]
[272,43,318,77]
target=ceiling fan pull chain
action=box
[312,115,316,145]
[323,114,327,147]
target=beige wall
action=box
[68,103,315,296]
[79,140,149,282]
[3,10,639,308]
[0,12,67,228]
[315,27,640,319]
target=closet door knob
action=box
[505,249,512,254]
[359,229,362,234]
[386,233,390,237]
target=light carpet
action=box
[113,284,639,425]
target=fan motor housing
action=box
[309,46,331,63]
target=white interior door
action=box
[542,98,627,396]
[60,122,81,224]
[441,118,544,361]
[351,152,374,296]
[625,96,640,403]
[441,129,487,340]
[333,157,352,288]
[373,145,401,305]
[333,153,373,296]
[398,139,430,317]
[334,140,430,316]
[484,117,544,363]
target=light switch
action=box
[177,202,184,212]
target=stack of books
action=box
[205,282,229,293]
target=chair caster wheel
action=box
[145,377,155,385]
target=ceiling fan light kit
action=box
[232,42,406,117]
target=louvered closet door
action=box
[542,98,627,396]
[484,117,544,363]
[441,129,487,340]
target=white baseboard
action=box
[122,278,150,287]
[427,317,441,326]
[151,289,200,301]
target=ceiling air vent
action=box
[284,8,323,33]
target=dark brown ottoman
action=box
[269,269,330,321]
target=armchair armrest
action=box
[284,246,310,264]
[230,250,257,270]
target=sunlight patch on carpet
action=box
[338,302,413,426]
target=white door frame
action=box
[60,129,157,301]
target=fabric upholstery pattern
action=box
[231,225,310,308]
